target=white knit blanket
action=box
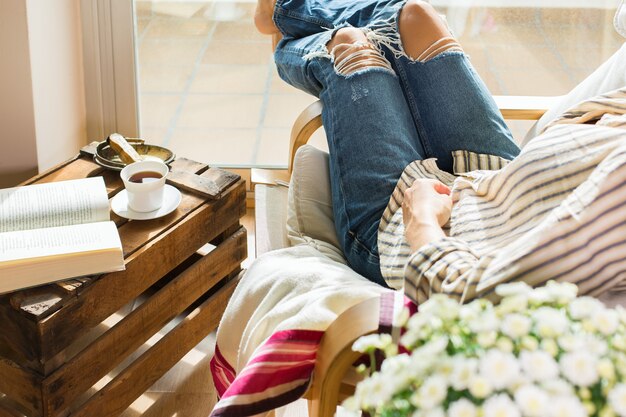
[210,245,390,417]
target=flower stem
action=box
[369,351,376,376]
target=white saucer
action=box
[111,185,182,220]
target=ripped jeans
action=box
[273,0,520,286]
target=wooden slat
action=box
[166,169,240,200]
[32,158,104,185]
[9,286,69,320]
[165,171,223,199]
[0,398,31,417]
[99,169,124,198]
[0,358,42,416]
[72,274,240,417]
[117,191,205,258]
[42,228,247,417]
[169,158,208,174]
[212,222,243,246]
[0,404,25,417]
[54,279,90,295]
[37,180,246,365]
[19,155,80,187]
[0,302,42,372]
[200,168,240,193]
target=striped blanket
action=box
[379,88,626,303]
[210,244,394,416]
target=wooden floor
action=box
[119,330,218,417]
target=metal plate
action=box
[94,141,175,171]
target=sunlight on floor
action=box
[181,347,208,366]
[129,393,158,414]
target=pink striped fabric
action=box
[210,329,323,417]
[210,293,416,416]
[210,344,237,397]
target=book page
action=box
[0,221,122,263]
[0,177,110,233]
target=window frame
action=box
[81,0,139,140]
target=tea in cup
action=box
[120,160,169,212]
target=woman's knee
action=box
[398,0,462,61]
[327,27,368,50]
[326,27,392,76]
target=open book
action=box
[0,177,124,294]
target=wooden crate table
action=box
[0,146,247,417]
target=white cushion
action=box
[286,145,346,264]
[254,184,290,255]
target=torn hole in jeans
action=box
[330,41,394,76]
[415,37,464,62]
[365,10,464,63]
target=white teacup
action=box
[120,160,169,212]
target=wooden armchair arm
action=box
[305,296,380,417]
[286,95,560,174]
[287,100,324,174]
[252,94,560,186]
[494,95,562,120]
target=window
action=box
[132,1,623,164]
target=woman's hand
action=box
[402,179,452,251]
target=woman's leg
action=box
[269,0,518,282]
[262,0,519,173]
[274,28,426,285]
[372,0,520,172]
[259,0,404,41]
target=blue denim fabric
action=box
[273,0,520,286]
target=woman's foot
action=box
[254,0,279,34]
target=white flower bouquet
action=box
[345,281,626,417]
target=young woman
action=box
[256,0,626,303]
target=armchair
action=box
[251,96,556,417]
